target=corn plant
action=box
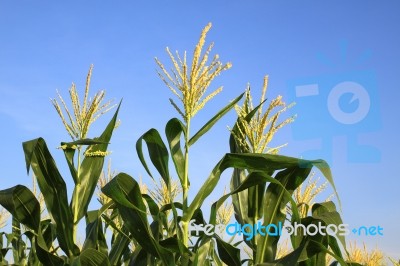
[229,84,358,265]
[0,67,119,265]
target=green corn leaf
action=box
[142,193,160,218]
[35,229,65,266]
[292,217,330,262]
[192,237,212,266]
[136,128,170,187]
[326,235,344,262]
[256,166,312,263]
[23,231,40,265]
[82,210,108,255]
[311,202,346,249]
[101,173,174,266]
[60,139,108,148]
[22,138,78,257]
[109,225,131,266]
[215,236,241,266]
[306,240,355,266]
[70,102,121,224]
[101,214,130,241]
[78,248,111,266]
[0,185,40,232]
[230,169,250,225]
[199,171,298,264]
[257,239,310,266]
[164,118,188,254]
[40,219,56,251]
[130,248,149,266]
[183,153,315,224]
[63,148,78,185]
[210,172,298,226]
[11,219,26,265]
[165,118,186,186]
[159,236,188,254]
[189,92,244,146]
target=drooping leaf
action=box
[0,185,40,232]
[79,248,111,266]
[35,230,65,265]
[215,236,241,266]
[136,128,170,187]
[312,201,346,249]
[142,193,160,218]
[101,173,174,265]
[22,138,78,257]
[183,153,320,224]
[165,118,186,186]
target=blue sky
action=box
[1,1,399,258]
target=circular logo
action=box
[327,81,370,124]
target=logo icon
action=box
[287,42,381,163]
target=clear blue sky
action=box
[1,1,399,258]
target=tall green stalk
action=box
[182,119,190,246]
[72,147,81,242]
[183,120,190,210]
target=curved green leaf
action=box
[0,185,40,232]
[101,173,174,265]
[209,171,299,227]
[79,248,111,266]
[183,153,318,224]
[22,138,78,257]
[142,194,160,218]
[215,236,241,266]
[35,230,65,266]
[312,202,346,249]
[136,128,170,187]
[165,118,186,185]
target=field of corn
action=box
[0,23,396,266]
[1,2,399,266]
